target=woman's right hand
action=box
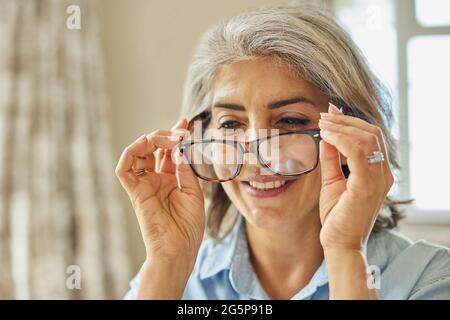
[115,118,205,267]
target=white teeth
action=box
[249,180,286,190]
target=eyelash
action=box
[278,117,310,128]
[217,117,311,130]
[217,120,241,129]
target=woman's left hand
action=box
[317,103,394,253]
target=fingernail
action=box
[171,118,186,130]
[329,103,342,114]
[170,128,188,139]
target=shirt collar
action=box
[291,260,328,300]
[198,214,389,299]
[228,217,269,299]
[199,215,329,299]
[199,215,243,280]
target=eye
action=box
[217,120,242,129]
[277,117,310,129]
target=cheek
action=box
[290,171,322,203]
[220,181,248,210]
[221,181,240,200]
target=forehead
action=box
[212,58,319,100]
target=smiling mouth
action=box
[248,180,286,190]
[241,178,296,198]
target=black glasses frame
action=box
[179,129,322,182]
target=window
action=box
[408,36,450,211]
[335,0,397,94]
[335,0,450,222]
[415,0,450,27]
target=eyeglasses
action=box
[179,129,321,182]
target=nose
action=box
[234,121,276,179]
[237,155,274,180]
[236,140,275,180]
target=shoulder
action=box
[368,229,450,299]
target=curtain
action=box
[0,0,130,299]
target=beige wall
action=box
[98,0,286,274]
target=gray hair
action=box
[181,5,404,238]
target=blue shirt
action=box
[125,216,450,299]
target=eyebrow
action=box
[212,96,316,111]
[268,96,316,109]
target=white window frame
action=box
[395,0,450,224]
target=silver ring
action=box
[367,151,385,164]
[134,168,147,176]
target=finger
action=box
[319,129,381,191]
[156,149,172,172]
[319,120,381,156]
[143,130,183,154]
[139,133,182,176]
[174,148,202,195]
[154,149,163,172]
[324,103,394,190]
[115,135,148,186]
[133,155,155,173]
[115,133,181,186]
[319,139,345,187]
[323,103,389,164]
[158,118,189,174]
[155,122,183,172]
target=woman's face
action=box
[210,57,329,230]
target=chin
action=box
[240,205,299,230]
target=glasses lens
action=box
[185,141,243,181]
[258,133,317,175]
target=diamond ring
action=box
[367,151,385,164]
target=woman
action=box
[116,6,450,299]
